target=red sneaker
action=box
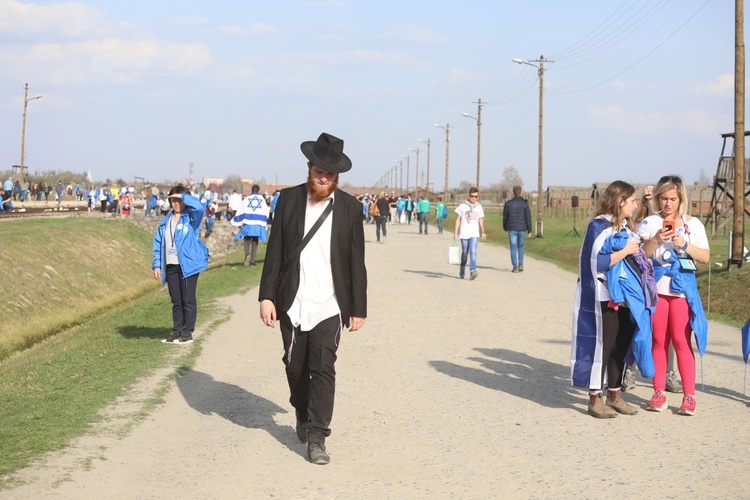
[677,395,696,416]
[646,390,668,412]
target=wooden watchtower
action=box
[705,131,750,235]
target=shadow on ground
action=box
[118,325,170,340]
[431,347,611,412]
[176,370,303,457]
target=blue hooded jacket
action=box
[652,250,708,357]
[152,193,210,285]
[601,232,657,378]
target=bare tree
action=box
[221,175,243,193]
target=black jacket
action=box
[258,184,367,327]
[503,195,532,232]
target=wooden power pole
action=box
[732,0,746,268]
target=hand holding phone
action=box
[662,220,675,233]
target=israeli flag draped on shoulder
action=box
[231,193,270,242]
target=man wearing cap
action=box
[259,132,367,465]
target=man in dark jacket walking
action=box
[502,186,532,273]
[259,132,367,465]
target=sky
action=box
[0,0,739,192]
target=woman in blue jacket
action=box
[152,184,210,344]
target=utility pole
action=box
[462,98,483,188]
[19,83,42,184]
[404,155,410,193]
[418,138,431,197]
[435,124,450,200]
[410,148,420,195]
[732,0,746,268]
[513,55,553,237]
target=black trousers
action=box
[598,301,636,390]
[166,264,199,338]
[280,313,341,440]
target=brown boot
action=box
[606,390,639,415]
[588,393,617,419]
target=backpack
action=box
[442,206,448,219]
[369,202,380,217]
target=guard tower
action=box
[705,131,750,235]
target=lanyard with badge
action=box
[169,217,179,256]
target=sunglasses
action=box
[469,194,479,198]
[659,175,682,186]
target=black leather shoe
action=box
[307,441,330,465]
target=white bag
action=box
[448,241,460,265]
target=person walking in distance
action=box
[152,185,210,344]
[453,187,486,280]
[503,186,532,273]
[435,197,447,235]
[231,184,269,266]
[259,132,367,465]
[373,193,391,243]
[418,196,431,234]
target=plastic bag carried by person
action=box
[448,240,460,265]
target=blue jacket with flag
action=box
[602,232,656,378]
[152,193,210,286]
[231,193,269,241]
[652,250,708,357]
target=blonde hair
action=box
[595,180,636,231]
[653,174,687,216]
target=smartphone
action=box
[663,220,675,232]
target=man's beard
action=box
[307,175,338,202]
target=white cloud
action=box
[379,25,449,46]
[588,105,671,135]
[210,23,279,37]
[271,49,417,68]
[677,108,730,137]
[691,74,733,96]
[0,0,108,37]
[442,67,484,87]
[1,39,211,85]
[609,80,627,91]
[169,15,210,27]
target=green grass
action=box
[480,209,749,327]
[0,219,263,485]
[0,218,159,361]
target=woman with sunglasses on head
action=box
[637,175,710,415]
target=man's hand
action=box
[349,317,365,332]
[153,268,161,281]
[260,299,277,328]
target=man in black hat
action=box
[259,132,367,465]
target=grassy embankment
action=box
[1,213,747,485]
[0,217,262,485]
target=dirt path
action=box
[4,219,749,498]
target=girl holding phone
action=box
[637,175,710,415]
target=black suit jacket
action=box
[258,184,367,327]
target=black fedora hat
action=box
[300,132,352,173]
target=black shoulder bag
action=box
[277,198,334,287]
